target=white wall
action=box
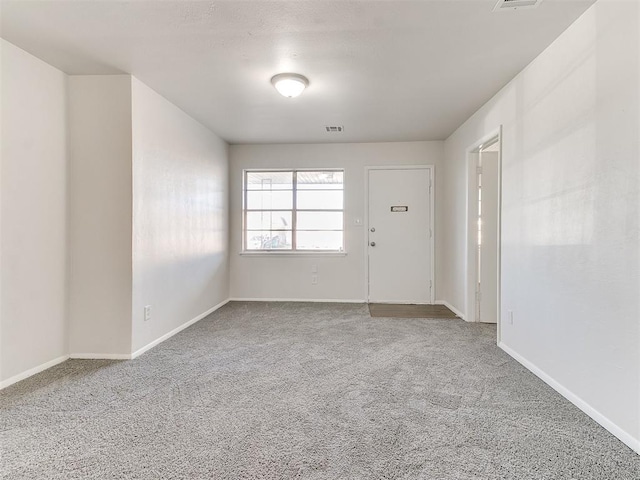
[1,63,230,381]
[229,141,444,301]
[442,0,639,451]
[130,78,229,353]
[67,75,133,356]
[0,40,69,383]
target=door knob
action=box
[370,227,376,232]
[370,241,376,247]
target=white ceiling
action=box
[0,0,595,144]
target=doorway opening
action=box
[467,131,502,330]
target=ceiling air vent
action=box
[325,126,344,133]
[493,0,543,11]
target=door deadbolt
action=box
[370,242,376,247]
[370,227,376,232]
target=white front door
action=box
[367,167,432,304]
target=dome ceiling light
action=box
[271,73,309,98]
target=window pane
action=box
[247,190,293,210]
[246,171,293,190]
[297,211,343,231]
[296,231,343,250]
[296,190,343,210]
[246,211,292,230]
[246,231,292,250]
[297,171,343,190]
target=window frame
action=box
[242,168,346,254]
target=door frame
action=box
[465,127,503,340]
[364,165,435,304]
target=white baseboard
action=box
[435,299,466,320]
[0,300,232,389]
[69,353,131,360]
[130,298,231,359]
[367,300,433,305]
[0,354,70,390]
[228,297,365,303]
[499,341,640,455]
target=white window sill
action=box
[239,251,347,257]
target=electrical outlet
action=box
[508,310,514,325]
[311,264,318,273]
[144,305,152,321]
[311,275,318,285]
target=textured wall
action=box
[442,0,639,451]
[0,40,68,382]
[67,75,133,356]
[131,78,229,353]
[229,141,444,301]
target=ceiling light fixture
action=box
[271,73,309,98]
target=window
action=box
[243,169,344,252]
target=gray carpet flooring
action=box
[1,302,638,479]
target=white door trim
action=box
[364,165,435,304]
[464,127,503,341]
